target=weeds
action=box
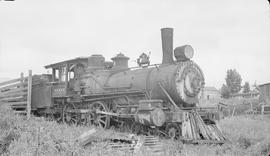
[0,104,270,156]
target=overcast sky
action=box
[0,0,269,88]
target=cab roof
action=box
[44,57,88,69]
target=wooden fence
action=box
[261,105,270,115]
[0,70,32,119]
[257,84,270,115]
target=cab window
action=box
[69,71,75,80]
[55,69,59,81]
[60,66,66,82]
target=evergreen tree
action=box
[221,84,230,98]
[225,69,242,94]
[243,81,250,93]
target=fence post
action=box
[231,106,235,117]
[20,72,24,83]
[27,70,32,119]
[261,104,264,115]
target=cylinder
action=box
[135,107,166,127]
[161,28,174,64]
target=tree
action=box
[221,84,230,98]
[243,81,250,93]
[225,69,242,94]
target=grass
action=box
[0,104,270,156]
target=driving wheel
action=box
[62,103,78,125]
[87,101,110,128]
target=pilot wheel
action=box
[165,123,182,139]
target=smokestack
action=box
[161,28,174,64]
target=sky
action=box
[0,0,269,89]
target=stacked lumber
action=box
[142,136,163,155]
[77,128,138,146]
[0,71,32,119]
[77,128,164,154]
[77,128,142,153]
[182,110,227,143]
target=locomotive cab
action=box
[44,57,88,98]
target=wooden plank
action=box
[231,107,235,117]
[190,113,200,139]
[184,113,193,139]
[193,113,202,139]
[213,125,223,140]
[263,111,270,114]
[77,128,98,146]
[11,105,27,109]
[181,113,189,139]
[186,119,192,139]
[189,113,196,140]
[8,101,27,105]
[192,139,226,144]
[0,78,22,87]
[0,82,27,92]
[205,125,216,140]
[194,112,210,140]
[20,72,24,84]
[212,125,225,140]
[14,110,27,114]
[195,117,208,139]
[0,87,27,96]
[0,96,26,102]
[27,70,32,119]
[215,123,227,140]
[208,125,220,141]
[0,91,27,99]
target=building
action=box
[230,89,259,100]
[202,86,221,100]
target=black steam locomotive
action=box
[31,28,205,138]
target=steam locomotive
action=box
[31,28,205,138]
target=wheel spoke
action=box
[98,119,106,125]
[98,122,103,128]
[166,124,181,139]
[63,103,78,125]
[98,105,103,110]
[99,114,106,118]
[86,101,110,129]
[71,117,77,122]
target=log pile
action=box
[182,110,228,144]
[0,71,32,119]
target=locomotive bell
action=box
[174,45,194,62]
